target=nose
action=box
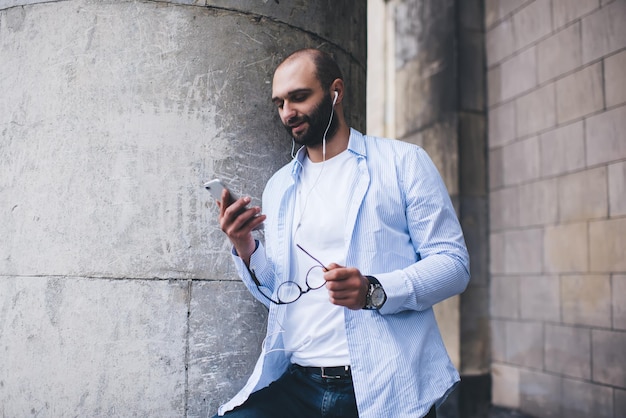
[281,101,296,122]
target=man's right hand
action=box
[217,189,265,265]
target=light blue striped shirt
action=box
[219,128,470,417]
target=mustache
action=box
[287,115,308,127]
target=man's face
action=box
[285,90,336,147]
[272,58,337,147]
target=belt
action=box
[294,364,352,379]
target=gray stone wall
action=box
[0,0,366,415]
[486,0,626,416]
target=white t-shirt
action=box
[283,149,357,367]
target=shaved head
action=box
[276,48,343,91]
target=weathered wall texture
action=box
[0,0,366,416]
[486,0,626,416]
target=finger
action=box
[320,262,341,273]
[225,206,261,233]
[323,265,347,281]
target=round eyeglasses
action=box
[248,244,328,305]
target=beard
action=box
[283,92,339,148]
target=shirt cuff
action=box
[374,269,413,315]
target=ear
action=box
[330,79,344,104]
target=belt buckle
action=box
[320,366,347,379]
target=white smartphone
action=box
[204,179,264,230]
[204,179,238,203]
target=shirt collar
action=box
[289,128,367,179]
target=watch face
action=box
[371,287,386,306]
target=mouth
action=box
[289,121,306,135]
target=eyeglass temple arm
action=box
[295,244,329,270]
[244,263,285,305]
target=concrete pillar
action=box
[0,1,366,415]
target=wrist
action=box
[363,275,387,310]
[234,238,258,265]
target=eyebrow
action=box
[272,88,313,104]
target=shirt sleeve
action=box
[231,240,275,309]
[377,147,470,315]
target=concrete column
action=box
[0,0,365,415]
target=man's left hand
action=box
[323,264,369,310]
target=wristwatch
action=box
[363,276,387,310]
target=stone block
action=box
[561,275,612,327]
[544,223,588,273]
[552,0,599,29]
[616,388,626,418]
[502,136,541,186]
[394,56,456,140]
[515,83,556,138]
[518,178,558,227]
[614,275,626,330]
[485,0,532,29]
[187,280,267,416]
[519,369,561,418]
[490,275,520,319]
[490,186,519,231]
[0,276,188,417]
[501,47,537,101]
[539,121,586,177]
[586,106,626,166]
[537,22,582,83]
[488,64,504,106]
[459,112,487,196]
[608,161,626,216]
[582,0,626,64]
[605,50,626,107]
[459,0,484,31]
[504,228,544,274]
[489,101,516,148]
[519,275,560,321]
[460,197,489,285]
[492,363,521,409]
[490,232,506,274]
[592,329,626,386]
[562,378,613,418]
[558,166,608,222]
[589,217,626,272]
[513,0,553,50]
[491,319,507,362]
[486,18,516,65]
[489,147,505,190]
[544,324,591,379]
[505,320,543,368]
[556,63,604,124]
[460,286,490,372]
[459,32,486,111]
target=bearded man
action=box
[211,48,470,418]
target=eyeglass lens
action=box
[276,264,326,303]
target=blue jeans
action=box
[214,364,359,418]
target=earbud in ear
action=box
[333,91,338,105]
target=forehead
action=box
[272,56,321,97]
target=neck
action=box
[306,123,350,163]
